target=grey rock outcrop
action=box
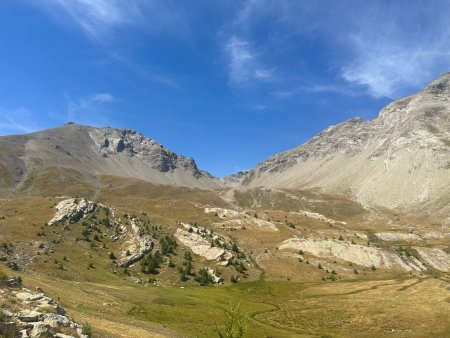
[89,127,205,175]
[0,287,87,338]
[0,124,218,195]
[1,286,86,338]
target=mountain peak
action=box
[0,123,217,191]
[238,71,450,210]
[423,72,450,95]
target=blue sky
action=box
[1,1,450,177]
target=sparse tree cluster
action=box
[194,268,214,286]
[159,235,177,256]
[141,251,163,274]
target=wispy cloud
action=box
[249,104,268,111]
[225,0,450,99]
[64,92,115,120]
[0,99,115,136]
[273,84,359,99]
[340,15,450,98]
[321,1,450,98]
[91,93,114,103]
[225,36,274,86]
[0,108,42,134]
[37,0,139,41]
[35,0,190,42]
[221,1,320,91]
[110,52,180,89]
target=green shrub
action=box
[81,323,93,337]
[0,268,8,281]
[216,303,248,338]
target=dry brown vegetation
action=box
[0,176,448,337]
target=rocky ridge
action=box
[88,127,208,177]
[234,73,450,213]
[0,123,217,193]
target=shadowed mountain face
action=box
[233,73,450,214]
[0,123,217,195]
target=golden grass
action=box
[0,181,448,337]
[16,274,449,338]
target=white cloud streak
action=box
[64,92,115,122]
[91,93,114,103]
[34,0,189,42]
[109,52,180,90]
[0,108,42,134]
[340,11,450,98]
[225,0,450,98]
[225,36,274,86]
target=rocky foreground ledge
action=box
[0,277,89,338]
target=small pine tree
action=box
[180,270,188,281]
[184,251,193,262]
[231,243,239,253]
[195,268,214,286]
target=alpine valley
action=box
[1,74,450,337]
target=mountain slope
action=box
[0,123,218,195]
[236,73,450,212]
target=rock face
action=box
[279,238,430,272]
[204,207,278,231]
[415,247,450,272]
[49,198,97,225]
[89,127,206,176]
[0,285,87,338]
[0,124,217,194]
[235,73,450,212]
[117,217,154,268]
[175,224,231,262]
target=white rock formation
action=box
[279,238,425,272]
[206,267,224,284]
[174,223,232,262]
[48,199,96,225]
[292,210,347,225]
[204,207,278,231]
[118,217,153,268]
[415,247,450,272]
[375,232,423,242]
